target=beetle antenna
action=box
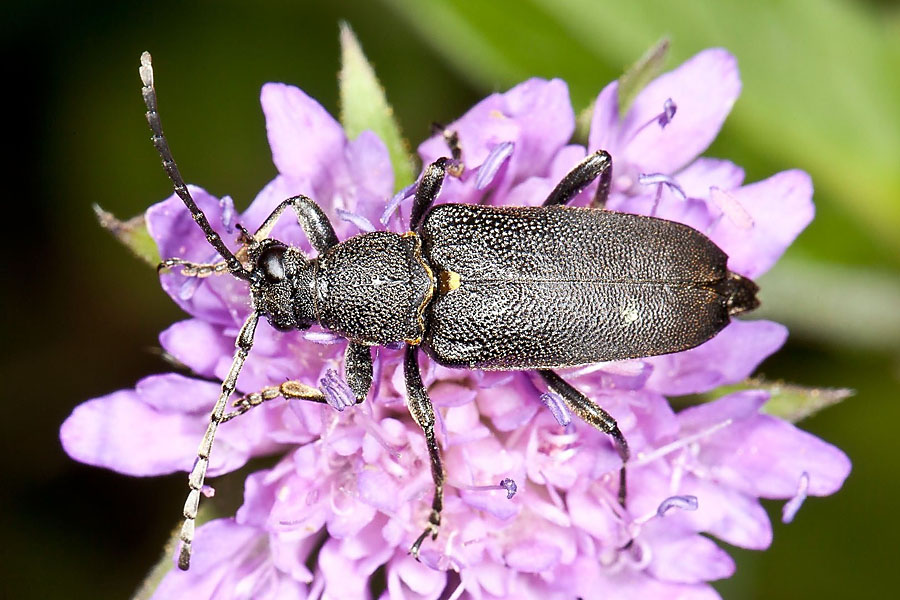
[177,310,260,570]
[139,52,252,281]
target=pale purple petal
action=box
[678,476,773,550]
[262,82,346,180]
[61,384,208,476]
[160,319,232,378]
[418,78,574,205]
[620,49,741,174]
[357,469,401,513]
[388,554,447,600]
[712,415,852,499]
[588,80,620,154]
[596,569,723,600]
[345,129,394,204]
[646,526,736,583]
[504,541,562,573]
[459,487,520,521]
[319,540,371,599]
[677,390,769,435]
[677,158,746,198]
[153,519,269,599]
[709,169,814,278]
[61,373,279,477]
[644,320,788,395]
[147,189,249,325]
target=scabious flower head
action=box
[61,49,849,599]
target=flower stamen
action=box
[380,182,417,226]
[475,141,514,190]
[336,208,376,233]
[540,392,572,428]
[782,471,810,523]
[453,477,518,499]
[302,330,342,345]
[628,97,678,142]
[656,494,699,517]
[320,369,355,411]
[633,418,734,467]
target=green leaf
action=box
[617,37,669,116]
[573,100,594,146]
[93,204,159,267]
[696,377,853,423]
[338,22,417,191]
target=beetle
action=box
[138,52,759,570]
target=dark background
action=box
[2,1,898,598]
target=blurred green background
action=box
[2,0,898,598]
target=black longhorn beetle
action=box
[138,52,760,571]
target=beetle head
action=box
[246,237,317,331]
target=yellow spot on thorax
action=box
[439,270,461,293]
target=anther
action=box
[629,98,679,141]
[656,494,699,517]
[455,477,519,500]
[320,369,355,411]
[540,392,572,428]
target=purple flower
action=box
[61,49,849,599]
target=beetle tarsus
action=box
[404,346,445,557]
[538,369,630,506]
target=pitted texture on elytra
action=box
[420,204,731,369]
[316,231,434,345]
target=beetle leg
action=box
[223,343,371,421]
[404,345,445,559]
[542,149,613,208]
[345,342,373,403]
[537,369,630,507]
[222,380,327,422]
[410,157,457,231]
[248,195,339,254]
[431,122,463,164]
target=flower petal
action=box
[646,525,736,583]
[61,378,214,475]
[713,415,852,499]
[262,82,346,181]
[160,319,232,378]
[709,169,814,278]
[146,189,249,325]
[588,80,621,155]
[418,78,574,206]
[644,320,787,395]
[620,49,741,174]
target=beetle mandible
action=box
[138,52,759,571]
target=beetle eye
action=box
[257,245,286,283]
